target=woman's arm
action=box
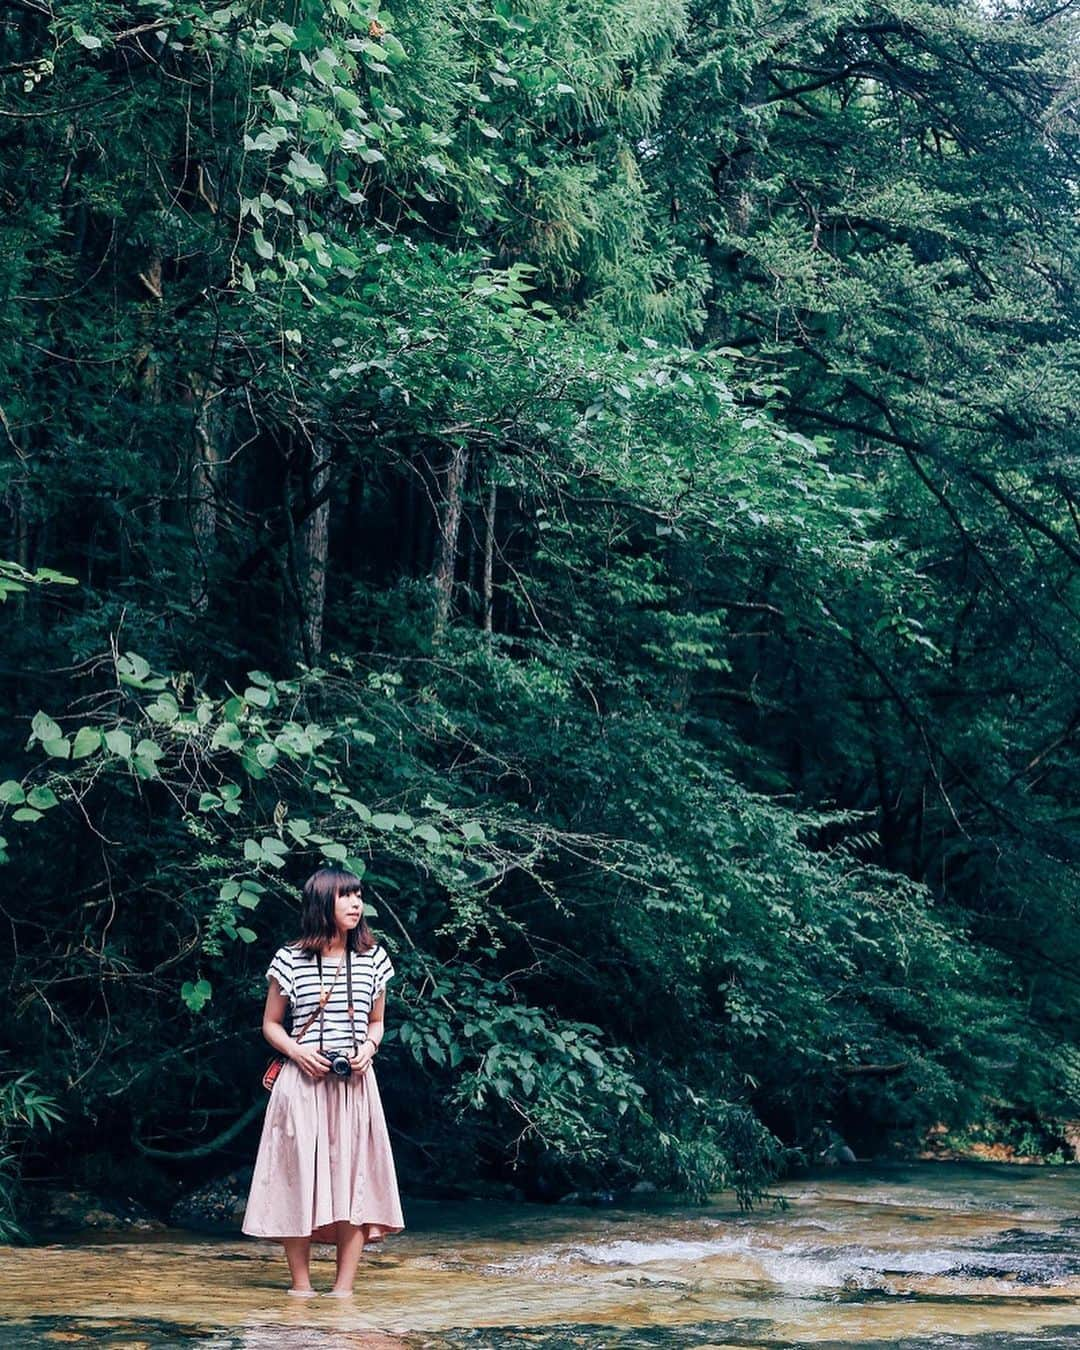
[263,976,329,1079]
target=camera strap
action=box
[314,949,358,1055]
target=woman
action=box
[242,866,405,1297]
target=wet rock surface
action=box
[32,1188,165,1234]
[5,1317,1080,1349]
[2,1164,1079,1349]
[169,1168,252,1231]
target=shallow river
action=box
[1,1163,1077,1348]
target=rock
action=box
[169,1168,253,1231]
[1060,1120,1080,1163]
[557,1188,617,1206]
[819,1137,858,1165]
[630,1180,658,1194]
[461,1180,525,1202]
[34,1189,165,1234]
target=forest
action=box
[1,0,1078,1237]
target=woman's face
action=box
[334,888,363,933]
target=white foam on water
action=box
[486,1230,1080,1293]
[574,1236,750,1265]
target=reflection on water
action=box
[0,1164,1077,1348]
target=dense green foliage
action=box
[1,0,1078,1232]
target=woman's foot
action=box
[287,1287,317,1298]
[326,1287,354,1298]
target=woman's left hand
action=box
[349,1041,377,1075]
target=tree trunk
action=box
[136,256,163,547]
[186,372,225,612]
[286,437,333,664]
[295,440,331,662]
[432,442,469,640]
[483,471,497,637]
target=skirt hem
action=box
[241,1220,403,1242]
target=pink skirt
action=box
[241,1059,404,1242]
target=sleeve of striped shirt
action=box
[266,944,295,1001]
[372,945,395,997]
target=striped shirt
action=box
[267,942,395,1052]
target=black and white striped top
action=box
[267,942,395,1051]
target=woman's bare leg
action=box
[328,1220,365,1294]
[282,1235,314,1293]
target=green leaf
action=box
[116,652,152,687]
[255,742,279,769]
[42,738,71,759]
[236,926,257,943]
[287,152,327,186]
[31,711,62,744]
[382,33,407,62]
[370,812,397,831]
[26,786,58,811]
[181,978,213,1013]
[105,729,132,759]
[211,721,244,750]
[245,686,272,708]
[240,746,268,779]
[12,808,42,823]
[0,781,25,805]
[71,727,102,759]
[146,694,179,724]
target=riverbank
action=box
[1,1163,1078,1348]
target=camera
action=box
[321,1049,352,1078]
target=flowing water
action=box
[1,1163,1077,1348]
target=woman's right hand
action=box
[290,1043,331,1079]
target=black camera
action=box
[322,1049,352,1078]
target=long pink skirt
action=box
[242,1060,404,1242]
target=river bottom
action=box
[4,1317,1080,1350]
[2,1165,1078,1349]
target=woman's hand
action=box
[348,1040,377,1075]
[290,1043,331,1079]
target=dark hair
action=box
[294,866,375,955]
